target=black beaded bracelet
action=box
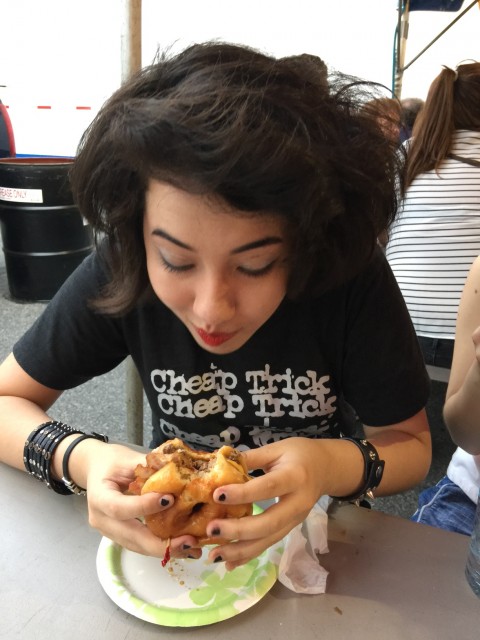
[23,420,99,495]
[24,421,75,484]
[23,420,58,477]
[62,432,109,495]
[24,421,85,494]
[31,423,63,482]
[31,426,56,483]
[330,437,385,505]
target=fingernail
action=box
[182,543,191,550]
[211,527,221,536]
[187,554,197,560]
[160,497,170,507]
[218,493,226,502]
[213,555,223,563]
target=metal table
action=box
[1,463,478,640]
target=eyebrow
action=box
[151,229,283,254]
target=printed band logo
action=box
[151,366,243,419]
[151,363,337,423]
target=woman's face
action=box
[143,180,290,354]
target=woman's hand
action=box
[82,442,202,560]
[202,437,334,570]
[203,414,429,570]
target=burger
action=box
[128,438,252,544]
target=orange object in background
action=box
[0,100,15,158]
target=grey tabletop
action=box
[1,463,479,640]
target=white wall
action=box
[1,0,122,156]
[1,0,479,156]
[140,0,399,82]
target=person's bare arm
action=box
[0,352,201,560]
[0,352,62,469]
[444,256,480,454]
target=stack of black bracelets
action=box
[23,420,108,496]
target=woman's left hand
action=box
[203,411,431,569]
[202,437,331,570]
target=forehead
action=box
[145,180,287,238]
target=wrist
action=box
[23,421,84,494]
[53,434,109,493]
[313,437,383,502]
[330,437,385,504]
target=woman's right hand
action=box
[79,441,202,559]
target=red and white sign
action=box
[0,186,43,203]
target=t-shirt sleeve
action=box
[337,249,430,427]
[13,250,129,390]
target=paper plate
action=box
[96,506,283,627]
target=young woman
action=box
[0,42,431,570]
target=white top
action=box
[386,130,480,339]
[447,447,480,504]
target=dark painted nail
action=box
[160,497,170,507]
[218,493,226,502]
[211,527,221,536]
[213,555,223,563]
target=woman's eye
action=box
[160,256,194,273]
[237,260,277,278]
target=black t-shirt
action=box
[13,248,429,451]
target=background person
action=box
[399,97,424,143]
[387,62,480,372]
[386,62,480,470]
[412,256,480,534]
[364,96,403,145]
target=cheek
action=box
[146,261,190,311]
[243,275,287,322]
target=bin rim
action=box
[0,157,75,166]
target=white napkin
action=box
[274,495,331,594]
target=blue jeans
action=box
[411,476,476,536]
[417,336,454,369]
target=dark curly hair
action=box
[70,41,404,314]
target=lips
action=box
[195,327,237,347]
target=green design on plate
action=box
[189,558,259,607]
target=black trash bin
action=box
[0,157,93,301]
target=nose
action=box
[192,272,236,328]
